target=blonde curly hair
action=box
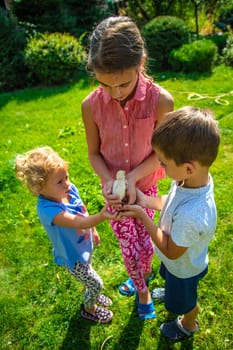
[15,146,67,195]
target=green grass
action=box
[0,64,233,350]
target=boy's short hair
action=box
[152,106,220,167]
[15,146,67,195]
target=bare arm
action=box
[122,204,187,259]
[126,151,160,185]
[82,97,113,184]
[82,97,122,206]
[156,87,174,126]
[136,189,168,211]
[53,205,118,230]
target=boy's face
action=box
[40,167,70,202]
[94,67,139,103]
[155,148,188,182]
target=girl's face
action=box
[95,67,139,103]
[40,167,71,202]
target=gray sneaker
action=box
[151,287,165,302]
[160,316,199,342]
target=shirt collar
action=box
[102,72,148,104]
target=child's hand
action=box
[125,180,136,204]
[100,205,124,221]
[77,228,90,240]
[103,179,114,198]
[83,231,90,240]
[122,204,145,220]
[92,227,100,246]
[103,180,124,210]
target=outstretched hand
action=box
[121,204,145,220]
[100,205,123,221]
[103,180,123,210]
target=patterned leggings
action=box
[111,185,157,293]
[71,261,103,309]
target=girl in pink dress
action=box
[82,16,174,320]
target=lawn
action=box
[0,64,232,350]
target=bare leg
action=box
[137,285,156,319]
[137,271,153,304]
[121,270,152,294]
[84,305,97,314]
[143,271,151,283]
[138,287,151,305]
[180,304,199,332]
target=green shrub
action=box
[64,0,111,39]
[207,33,228,54]
[218,2,233,30]
[169,39,218,73]
[222,35,233,67]
[24,32,87,85]
[141,16,190,70]
[11,0,66,33]
[0,9,28,92]
[12,0,111,39]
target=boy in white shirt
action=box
[122,106,220,341]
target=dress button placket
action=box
[121,108,130,170]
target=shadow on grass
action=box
[0,67,214,111]
[156,334,194,350]
[0,73,94,110]
[156,314,194,350]
[149,66,212,83]
[60,307,92,350]
[112,303,144,350]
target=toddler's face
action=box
[40,167,70,202]
[95,67,139,103]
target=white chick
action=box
[112,170,127,201]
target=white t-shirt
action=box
[154,175,217,278]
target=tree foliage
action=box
[11,0,111,37]
[116,0,230,34]
[0,9,28,91]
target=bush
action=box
[222,35,233,67]
[0,9,28,92]
[218,2,233,30]
[11,0,66,33]
[64,0,111,39]
[141,16,190,70]
[24,32,87,85]
[169,39,218,73]
[207,33,228,54]
[12,0,111,39]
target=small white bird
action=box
[112,170,127,201]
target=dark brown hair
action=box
[152,106,220,167]
[87,16,146,73]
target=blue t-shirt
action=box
[37,184,93,270]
